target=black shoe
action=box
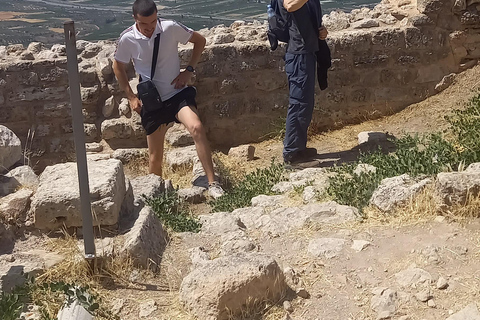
[298,147,317,158]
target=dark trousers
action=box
[283,52,316,161]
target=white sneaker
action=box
[208,181,224,199]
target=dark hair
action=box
[132,0,157,17]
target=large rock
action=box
[370,174,432,212]
[446,303,480,320]
[0,125,22,173]
[31,159,126,230]
[5,165,39,190]
[180,253,286,320]
[233,201,357,236]
[122,206,167,268]
[436,165,480,206]
[0,189,33,224]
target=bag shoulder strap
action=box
[150,32,161,79]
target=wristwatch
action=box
[186,65,195,73]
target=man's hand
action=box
[171,70,193,89]
[129,96,142,114]
[319,26,328,40]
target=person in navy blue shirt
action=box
[280,0,328,164]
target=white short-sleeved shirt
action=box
[115,19,193,101]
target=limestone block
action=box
[0,189,33,223]
[31,159,126,229]
[5,165,39,190]
[112,148,148,164]
[101,118,133,140]
[122,206,167,268]
[27,42,44,54]
[228,145,255,161]
[436,167,480,206]
[177,187,206,204]
[103,96,116,118]
[0,125,22,173]
[352,19,380,29]
[370,174,432,212]
[180,253,286,320]
[80,85,100,105]
[130,174,167,206]
[165,145,198,170]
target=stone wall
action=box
[0,0,479,170]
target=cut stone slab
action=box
[31,159,126,230]
[228,145,255,161]
[308,238,346,259]
[165,123,194,147]
[370,174,432,212]
[446,303,480,320]
[165,145,198,170]
[0,125,22,173]
[180,253,286,320]
[5,165,39,190]
[122,206,167,268]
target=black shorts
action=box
[140,86,197,135]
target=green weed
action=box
[212,160,285,212]
[326,94,480,212]
[144,191,202,233]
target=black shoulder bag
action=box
[137,33,163,112]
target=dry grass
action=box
[32,232,144,319]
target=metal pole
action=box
[64,21,96,260]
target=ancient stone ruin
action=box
[1,0,480,318]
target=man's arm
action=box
[283,0,308,12]
[171,31,206,89]
[113,60,142,114]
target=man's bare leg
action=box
[176,106,216,184]
[146,123,170,176]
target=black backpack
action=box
[267,0,290,51]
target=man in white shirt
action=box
[113,0,224,198]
